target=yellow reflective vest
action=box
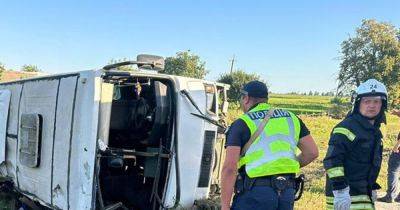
[238,103,301,178]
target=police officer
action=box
[377,109,400,203]
[323,79,388,210]
[221,81,319,210]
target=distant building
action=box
[0,70,45,82]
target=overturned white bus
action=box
[0,55,229,210]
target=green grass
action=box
[226,94,335,123]
[268,93,333,115]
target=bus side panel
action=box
[164,80,206,207]
[52,76,79,209]
[69,72,100,210]
[0,89,11,164]
[0,84,22,179]
[17,79,59,204]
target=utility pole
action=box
[229,55,235,74]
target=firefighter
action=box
[221,81,319,210]
[323,79,388,210]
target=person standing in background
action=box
[378,109,400,203]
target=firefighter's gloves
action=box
[371,190,377,202]
[333,186,351,210]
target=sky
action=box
[1,0,399,93]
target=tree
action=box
[217,70,262,102]
[338,19,400,104]
[0,62,5,80]
[22,64,41,72]
[164,51,208,79]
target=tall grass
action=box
[269,94,333,115]
[226,94,334,122]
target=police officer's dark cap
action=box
[241,80,268,98]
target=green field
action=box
[226,93,335,123]
[269,93,334,115]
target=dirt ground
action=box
[375,191,400,210]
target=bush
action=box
[217,70,262,102]
[327,97,351,119]
[327,104,350,119]
[164,51,208,79]
[330,96,346,105]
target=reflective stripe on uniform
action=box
[326,195,372,203]
[326,166,345,178]
[326,203,374,210]
[349,203,374,210]
[351,195,373,202]
[326,195,374,210]
[333,127,356,141]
